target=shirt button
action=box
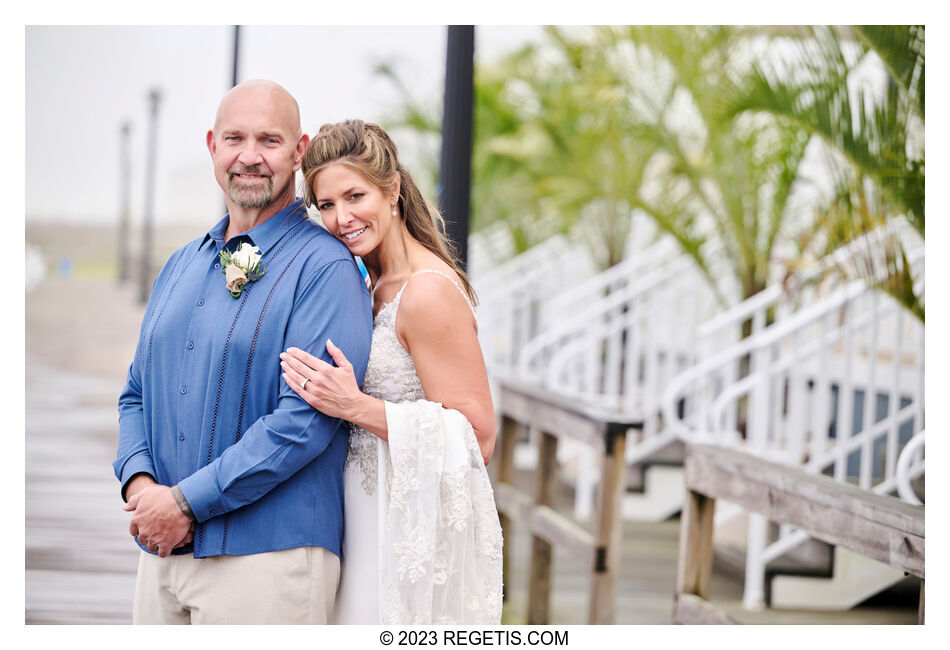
[180,387,187,394]
[179,433,185,441]
[187,342,194,350]
[214,263,221,270]
[197,299,205,306]
[209,509,216,516]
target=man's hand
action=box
[124,485,193,558]
[175,522,195,549]
[124,473,157,501]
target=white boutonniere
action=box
[220,243,266,298]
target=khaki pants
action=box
[132,546,340,624]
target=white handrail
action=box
[896,430,925,505]
[696,219,916,341]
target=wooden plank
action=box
[500,384,605,449]
[672,594,736,625]
[675,489,716,599]
[527,431,558,624]
[529,507,597,562]
[685,445,925,578]
[499,380,643,445]
[494,483,532,519]
[687,444,924,536]
[589,431,626,624]
[496,485,596,562]
[497,415,520,602]
[919,579,925,625]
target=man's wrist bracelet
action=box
[170,485,196,521]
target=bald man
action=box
[114,80,373,624]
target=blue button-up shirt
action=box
[114,200,373,558]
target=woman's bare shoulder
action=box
[396,265,474,338]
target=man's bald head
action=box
[207,79,309,216]
[213,79,302,139]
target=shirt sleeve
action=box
[114,249,187,500]
[176,257,373,522]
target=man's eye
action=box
[226,136,241,142]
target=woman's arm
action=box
[281,340,389,438]
[395,273,495,465]
[280,272,496,465]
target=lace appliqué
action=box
[347,270,502,624]
[380,400,504,624]
[345,293,425,495]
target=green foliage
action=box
[719,25,924,319]
[376,25,923,317]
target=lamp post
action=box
[140,88,162,304]
[438,25,475,270]
[118,121,132,283]
[232,25,241,87]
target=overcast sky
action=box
[25,25,542,225]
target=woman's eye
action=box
[349,193,364,201]
[318,203,332,211]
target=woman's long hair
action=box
[301,119,476,305]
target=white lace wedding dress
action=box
[331,270,504,624]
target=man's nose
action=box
[237,142,264,166]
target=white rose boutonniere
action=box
[219,243,266,298]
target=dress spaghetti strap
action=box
[393,269,477,318]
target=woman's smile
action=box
[342,225,368,242]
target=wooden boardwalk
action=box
[26,274,146,624]
[25,272,920,625]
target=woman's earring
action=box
[392,205,398,217]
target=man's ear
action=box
[293,134,310,171]
[206,130,216,158]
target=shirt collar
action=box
[205,200,308,255]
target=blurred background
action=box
[25,25,925,625]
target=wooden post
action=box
[497,415,519,602]
[676,488,716,599]
[527,430,558,624]
[918,579,925,625]
[589,426,626,624]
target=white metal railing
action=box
[468,221,517,280]
[661,241,924,610]
[473,234,597,381]
[895,430,925,506]
[695,218,920,363]
[508,235,735,518]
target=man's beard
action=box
[227,167,274,209]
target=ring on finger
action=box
[301,378,310,389]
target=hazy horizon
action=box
[26,25,542,226]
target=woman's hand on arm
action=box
[281,341,389,439]
[397,275,496,464]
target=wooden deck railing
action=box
[494,379,641,624]
[674,444,925,624]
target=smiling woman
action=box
[312,164,397,258]
[279,119,503,624]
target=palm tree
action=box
[378,26,822,310]
[592,25,812,305]
[720,25,924,320]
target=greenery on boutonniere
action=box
[220,243,266,298]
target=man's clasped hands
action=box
[123,474,194,557]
